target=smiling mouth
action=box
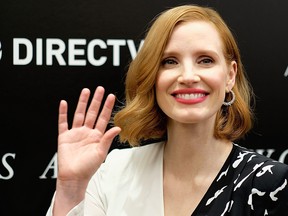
[174,93,206,99]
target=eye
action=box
[198,57,214,65]
[161,58,178,66]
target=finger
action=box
[58,100,68,135]
[94,93,116,134]
[72,88,91,128]
[99,126,121,154]
[84,86,105,128]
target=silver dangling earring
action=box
[223,90,235,106]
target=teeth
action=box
[175,93,205,99]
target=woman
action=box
[46,4,288,216]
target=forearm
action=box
[52,180,88,215]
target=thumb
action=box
[99,126,121,154]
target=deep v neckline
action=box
[190,144,236,216]
[159,142,236,216]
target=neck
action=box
[163,122,233,179]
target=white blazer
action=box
[46,142,165,216]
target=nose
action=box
[177,65,200,84]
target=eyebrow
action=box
[162,49,221,59]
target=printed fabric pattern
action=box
[192,144,288,216]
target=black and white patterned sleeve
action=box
[250,160,288,216]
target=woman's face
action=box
[156,21,236,125]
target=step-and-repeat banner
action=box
[1,0,288,215]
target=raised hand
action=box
[55,86,121,207]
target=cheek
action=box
[209,76,226,90]
[155,75,165,105]
[155,71,171,92]
[155,72,172,109]
[207,67,229,88]
[214,72,230,99]
[203,70,228,101]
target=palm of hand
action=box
[56,87,121,183]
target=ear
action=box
[226,60,237,92]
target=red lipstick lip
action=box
[171,88,208,95]
[171,88,208,104]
